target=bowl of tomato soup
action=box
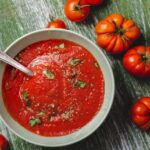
[0,29,114,147]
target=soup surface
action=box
[2,39,104,136]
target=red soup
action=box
[2,39,104,136]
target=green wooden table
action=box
[0,0,150,149]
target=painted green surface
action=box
[0,0,150,149]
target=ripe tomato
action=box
[123,46,150,77]
[64,0,90,22]
[131,97,150,130]
[86,0,103,5]
[0,134,8,150]
[95,13,141,54]
[47,19,67,29]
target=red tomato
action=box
[64,0,90,22]
[47,19,67,29]
[95,13,141,54]
[131,97,150,130]
[0,134,8,150]
[123,46,150,77]
[86,0,103,5]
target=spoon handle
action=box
[0,51,33,76]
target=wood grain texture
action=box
[0,0,150,149]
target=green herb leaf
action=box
[26,99,32,107]
[74,80,86,88]
[43,69,55,79]
[37,112,45,116]
[70,58,82,67]
[23,91,32,107]
[29,118,42,127]
[23,91,28,100]
[94,62,99,68]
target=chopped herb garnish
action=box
[74,80,86,88]
[94,62,99,68]
[29,118,42,127]
[54,43,65,49]
[37,112,45,116]
[23,91,28,100]
[43,69,55,79]
[26,99,32,107]
[22,91,32,107]
[70,58,82,67]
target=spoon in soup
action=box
[0,51,33,76]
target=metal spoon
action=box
[0,50,33,76]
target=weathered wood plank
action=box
[0,0,150,150]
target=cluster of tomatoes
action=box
[95,13,150,78]
[95,14,150,130]
[64,0,103,22]
[46,0,150,131]
[48,1,150,78]
[48,0,103,28]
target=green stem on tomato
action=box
[112,20,126,36]
[48,14,54,22]
[74,4,90,11]
[115,26,125,36]
[141,54,150,63]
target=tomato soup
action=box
[2,39,104,136]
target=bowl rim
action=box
[0,29,115,147]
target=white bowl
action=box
[0,29,115,147]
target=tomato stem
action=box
[49,15,54,22]
[141,54,150,63]
[112,21,125,36]
[74,4,90,11]
[115,26,125,36]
